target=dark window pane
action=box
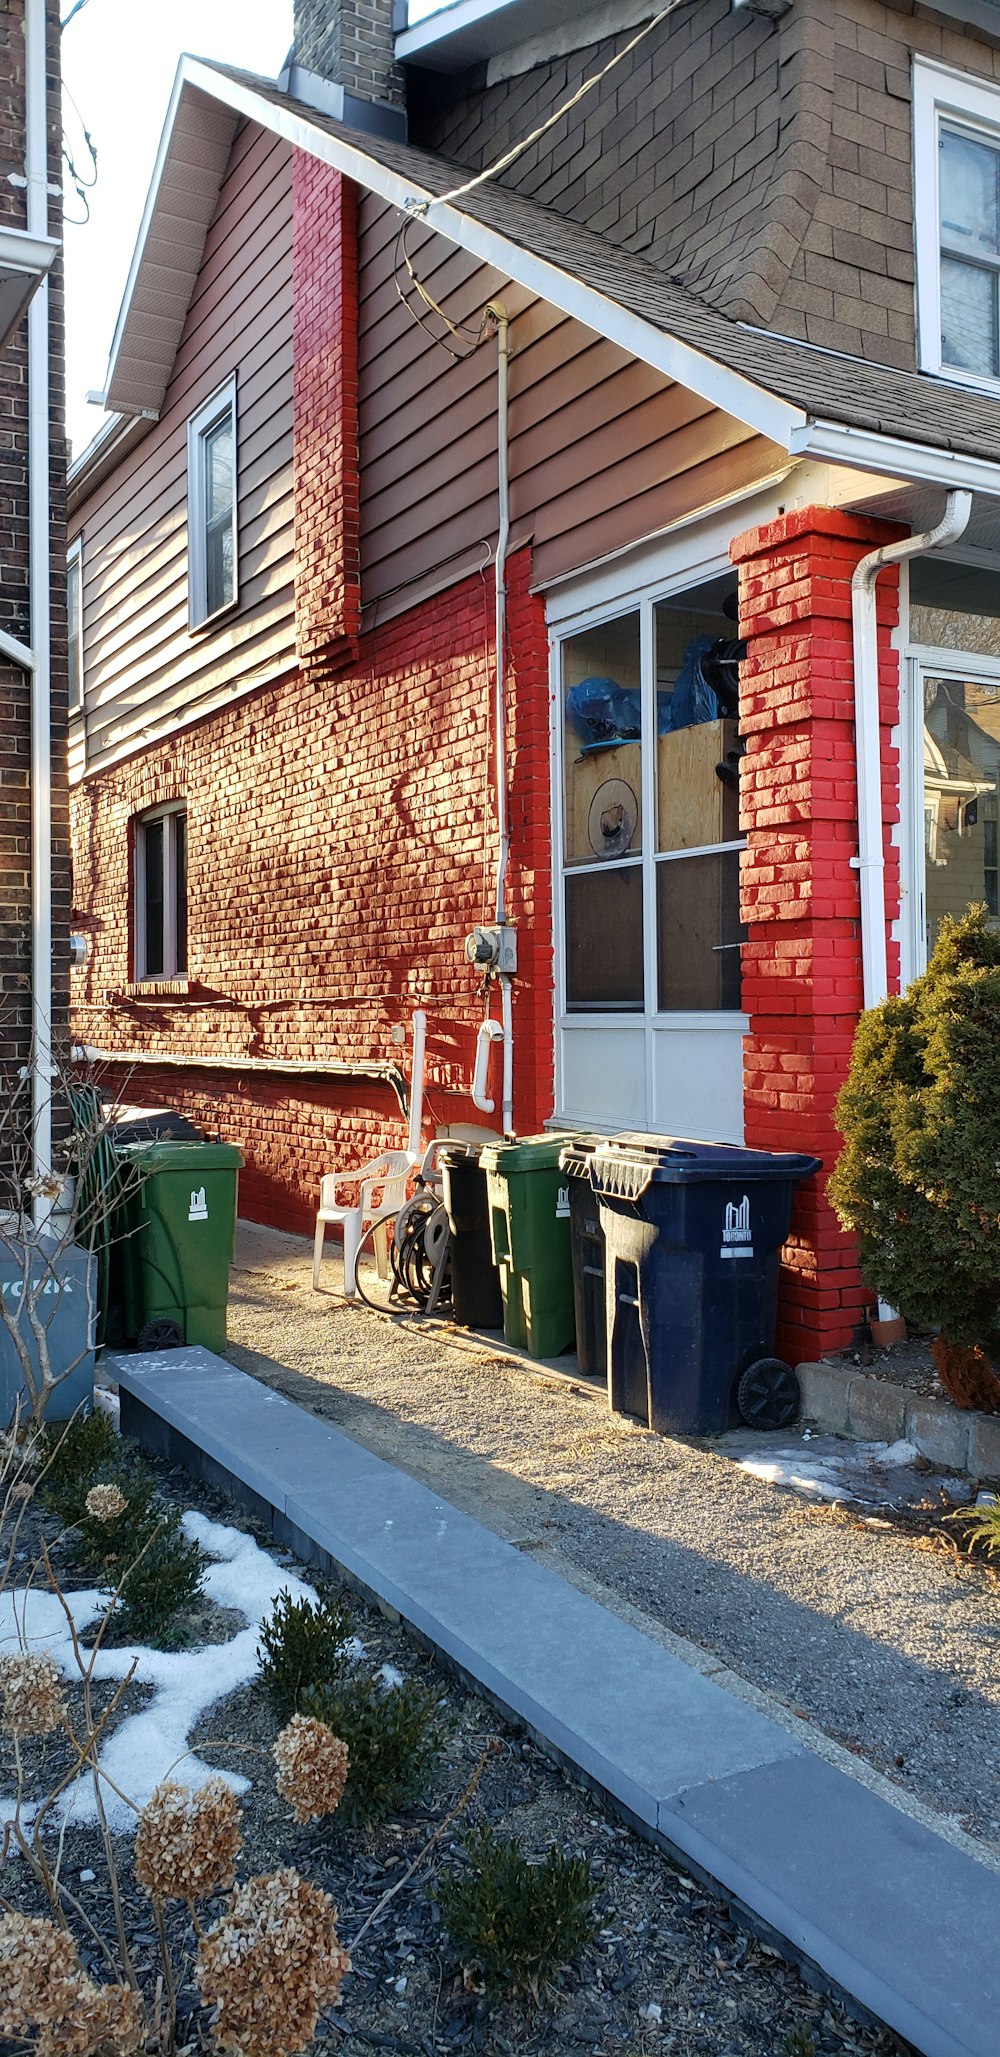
[143,820,164,977]
[175,813,188,974]
[565,864,643,1010]
[924,675,1000,948]
[562,614,642,866]
[656,850,745,1011]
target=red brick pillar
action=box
[730,508,905,1364]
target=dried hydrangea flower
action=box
[0,1910,143,2055]
[195,1866,351,2056]
[85,1482,127,1521]
[0,1649,65,1736]
[135,1776,242,1902]
[273,1713,349,1824]
[8,1479,33,1502]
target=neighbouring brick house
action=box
[67,0,1000,1362]
[0,0,67,1189]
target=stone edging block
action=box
[797,1363,1000,1481]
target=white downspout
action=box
[25,0,52,1217]
[486,301,515,1137]
[850,489,972,1012]
[849,487,972,1322]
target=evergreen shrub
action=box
[256,1590,355,1718]
[830,907,1000,1391]
[438,1824,597,1997]
[302,1672,448,1825]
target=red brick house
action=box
[67,0,1000,1361]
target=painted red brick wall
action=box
[732,506,904,1363]
[70,546,553,1234]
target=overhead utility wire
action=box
[406,0,693,219]
[61,0,91,26]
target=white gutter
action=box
[25,0,52,1219]
[850,489,972,1014]
[789,421,1000,499]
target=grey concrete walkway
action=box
[111,1347,1000,2057]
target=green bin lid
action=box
[480,1130,593,1174]
[117,1139,244,1172]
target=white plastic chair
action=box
[312,1150,415,1296]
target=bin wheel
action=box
[137,1317,183,1352]
[737,1357,800,1430]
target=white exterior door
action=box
[551,565,747,1141]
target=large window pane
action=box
[941,127,1000,258]
[563,613,642,866]
[203,415,235,616]
[924,673,1000,952]
[565,865,643,1010]
[175,812,188,975]
[910,558,1000,655]
[656,850,745,1011]
[654,590,741,853]
[941,256,997,375]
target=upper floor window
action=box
[188,378,237,628]
[67,539,83,714]
[134,803,187,981]
[915,59,1000,386]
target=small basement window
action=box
[188,377,237,627]
[134,804,187,980]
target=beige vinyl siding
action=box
[358,197,785,607]
[69,122,294,779]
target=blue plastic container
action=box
[588,1134,820,1436]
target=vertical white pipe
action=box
[485,301,514,1137]
[850,489,972,1327]
[850,489,972,1012]
[499,974,513,1137]
[407,1008,426,1156]
[25,0,52,1214]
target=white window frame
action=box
[134,802,188,982]
[187,375,238,629]
[914,56,1000,391]
[551,570,747,1031]
[66,536,83,715]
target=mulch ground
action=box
[0,1453,912,2057]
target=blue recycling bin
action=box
[588,1134,820,1436]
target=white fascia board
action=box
[788,418,1000,497]
[180,58,806,449]
[101,58,199,405]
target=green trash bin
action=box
[118,1140,243,1353]
[481,1133,586,1358]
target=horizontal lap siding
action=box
[358,194,785,605]
[70,124,294,776]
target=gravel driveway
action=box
[227,1222,1000,1858]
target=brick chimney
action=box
[281,0,407,138]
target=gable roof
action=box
[87,53,1000,500]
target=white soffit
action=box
[101,77,240,416]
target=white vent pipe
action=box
[850,489,972,1013]
[406,1008,426,1156]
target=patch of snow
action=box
[738,1437,928,1503]
[92,1387,120,1432]
[378,1663,403,1690]
[1,1512,318,1833]
[880,1440,920,1469]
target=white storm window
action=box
[67,539,83,714]
[915,60,1000,385]
[135,804,187,981]
[188,378,237,626]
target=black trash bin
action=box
[589,1134,821,1435]
[558,1140,607,1380]
[440,1147,503,1330]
